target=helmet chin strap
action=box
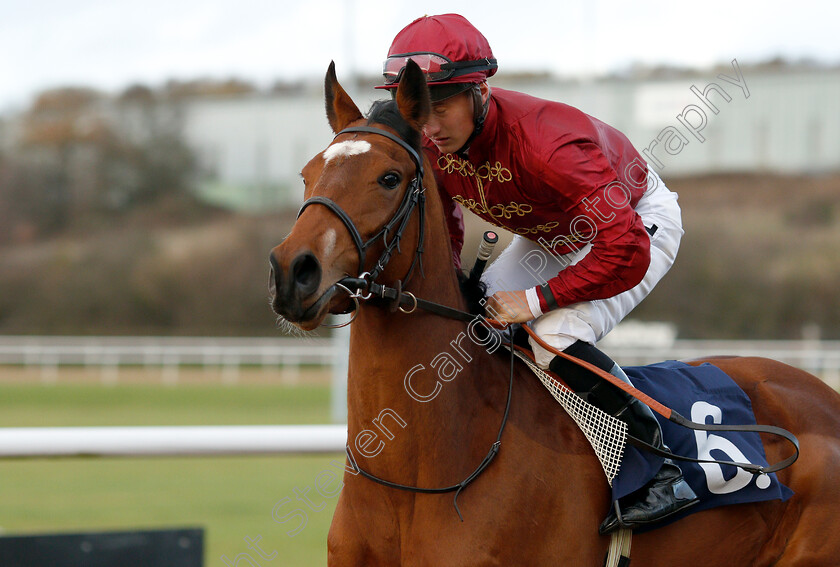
[454,84,491,158]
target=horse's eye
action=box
[378,172,401,190]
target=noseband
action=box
[297,126,426,289]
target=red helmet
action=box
[377,14,497,97]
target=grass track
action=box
[0,373,339,566]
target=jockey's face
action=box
[423,89,477,154]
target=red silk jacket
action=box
[426,87,652,312]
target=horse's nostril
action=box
[268,266,277,296]
[292,252,321,294]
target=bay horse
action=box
[269,60,840,565]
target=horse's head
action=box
[269,60,432,331]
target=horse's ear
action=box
[395,59,431,132]
[325,61,363,133]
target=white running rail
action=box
[0,425,348,458]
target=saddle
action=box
[508,326,794,527]
[507,329,796,566]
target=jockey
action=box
[377,13,698,533]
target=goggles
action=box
[382,52,497,85]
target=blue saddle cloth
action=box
[610,360,793,528]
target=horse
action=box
[269,60,840,566]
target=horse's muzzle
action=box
[269,249,324,323]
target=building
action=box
[179,62,840,211]
[4,63,840,212]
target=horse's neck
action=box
[346,235,476,419]
[344,190,505,473]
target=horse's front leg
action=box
[327,494,367,566]
[328,488,402,566]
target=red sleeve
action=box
[536,142,651,311]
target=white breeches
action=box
[481,167,683,369]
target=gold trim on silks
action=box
[437,154,588,252]
[439,153,586,243]
[438,154,515,183]
[438,154,476,177]
[513,222,562,235]
[476,161,513,183]
[439,153,528,227]
[453,196,534,222]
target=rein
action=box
[307,125,513,520]
[347,340,515,522]
[344,269,800,477]
[339,276,476,322]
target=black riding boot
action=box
[548,341,698,534]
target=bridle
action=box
[298,126,480,326]
[297,124,512,520]
[297,126,427,303]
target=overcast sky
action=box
[1,0,837,114]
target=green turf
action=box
[0,383,332,427]
[0,382,340,566]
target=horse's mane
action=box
[366,100,422,154]
[366,99,487,317]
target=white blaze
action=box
[322,140,371,163]
[320,228,337,257]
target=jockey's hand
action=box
[486,290,534,324]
